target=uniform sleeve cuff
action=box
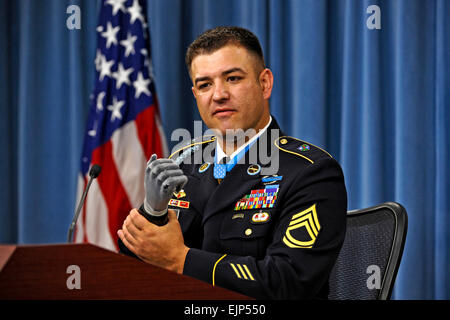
[183,248,226,285]
[143,201,168,216]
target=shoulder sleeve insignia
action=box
[282,203,321,248]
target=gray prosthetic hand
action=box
[142,154,188,218]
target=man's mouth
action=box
[213,107,236,117]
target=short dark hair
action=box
[185,26,265,76]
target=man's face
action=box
[190,45,273,137]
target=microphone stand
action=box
[67,165,101,243]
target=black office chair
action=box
[328,202,408,300]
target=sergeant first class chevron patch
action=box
[283,204,321,248]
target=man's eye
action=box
[228,76,241,82]
[198,83,210,89]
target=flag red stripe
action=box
[91,141,132,248]
[135,105,164,160]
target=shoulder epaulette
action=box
[274,136,332,164]
[169,135,216,164]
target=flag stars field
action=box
[128,0,144,24]
[96,92,106,112]
[101,22,120,48]
[133,71,151,98]
[120,32,138,57]
[99,54,114,80]
[112,63,134,89]
[106,0,127,15]
[107,96,125,121]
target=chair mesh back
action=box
[328,209,396,300]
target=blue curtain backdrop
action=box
[0,0,448,299]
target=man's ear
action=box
[259,68,274,100]
[191,86,197,99]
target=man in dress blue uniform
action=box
[118,26,347,299]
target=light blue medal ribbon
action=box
[213,161,227,179]
[213,139,258,180]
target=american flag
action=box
[74,0,167,251]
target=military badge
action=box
[283,204,321,248]
[168,199,190,209]
[298,144,310,151]
[247,164,261,175]
[199,162,210,173]
[173,189,186,199]
[261,175,283,184]
[234,185,279,210]
[251,211,270,224]
[232,213,244,220]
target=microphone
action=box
[67,164,102,243]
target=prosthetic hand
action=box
[139,154,188,226]
[118,154,187,257]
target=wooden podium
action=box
[0,243,250,300]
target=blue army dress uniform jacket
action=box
[167,118,347,300]
[119,117,347,299]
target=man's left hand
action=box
[117,209,189,274]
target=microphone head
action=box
[89,164,102,178]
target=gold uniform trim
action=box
[230,263,242,279]
[283,204,321,248]
[212,254,227,286]
[274,136,333,164]
[230,263,255,281]
[243,265,255,281]
[168,136,216,160]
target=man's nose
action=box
[212,81,230,101]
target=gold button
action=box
[280,138,288,145]
[245,228,253,236]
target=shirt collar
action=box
[215,116,272,164]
